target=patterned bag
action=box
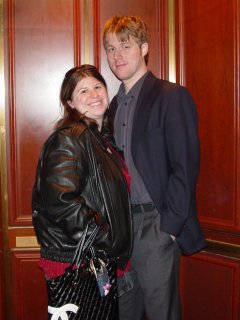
[47,225,118,320]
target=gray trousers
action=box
[118,209,182,320]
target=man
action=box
[103,16,206,320]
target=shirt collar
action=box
[117,71,150,101]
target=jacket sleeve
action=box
[39,130,100,241]
[161,86,200,236]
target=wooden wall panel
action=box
[11,251,47,320]
[0,253,4,320]
[6,0,76,225]
[0,169,2,227]
[176,0,240,234]
[3,0,83,317]
[0,169,4,320]
[180,253,240,320]
[97,0,167,100]
[1,0,240,318]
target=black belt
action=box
[131,202,155,214]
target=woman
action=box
[32,65,133,319]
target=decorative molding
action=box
[0,1,11,311]
[175,0,185,85]
[0,0,8,229]
[92,0,100,68]
[207,239,240,250]
[168,0,176,82]
[84,0,90,63]
[16,236,39,248]
[73,0,81,66]
[5,0,18,224]
[235,0,240,230]
[8,227,38,248]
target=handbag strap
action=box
[81,224,100,257]
[70,223,100,268]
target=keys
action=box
[90,258,111,297]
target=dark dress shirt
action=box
[114,72,152,205]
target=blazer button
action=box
[32,210,38,217]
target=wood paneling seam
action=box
[168,0,176,82]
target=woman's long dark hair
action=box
[55,64,113,140]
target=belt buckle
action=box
[131,202,154,214]
[131,204,142,214]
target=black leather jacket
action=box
[32,123,133,266]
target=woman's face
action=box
[68,76,109,126]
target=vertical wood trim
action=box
[73,0,81,66]
[157,0,167,79]
[0,0,7,216]
[93,0,100,69]
[0,0,8,234]
[235,0,240,229]
[1,2,13,318]
[176,0,185,85]
[84,0,90,63]
[168,0,176,82]
[6,0,18,224]
[83,0,100,67]
[0,0,7,233]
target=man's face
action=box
[105,33,148,86]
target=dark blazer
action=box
[109,71,206,255]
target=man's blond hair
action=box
[103,16,149,64]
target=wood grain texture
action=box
[2,0,240,318]
[181,252,240,320]
[11,251,47,320]
[176,0,240,233]
[6,0,76,225]
[0,252,4,320]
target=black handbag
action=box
[47,224,118,320]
